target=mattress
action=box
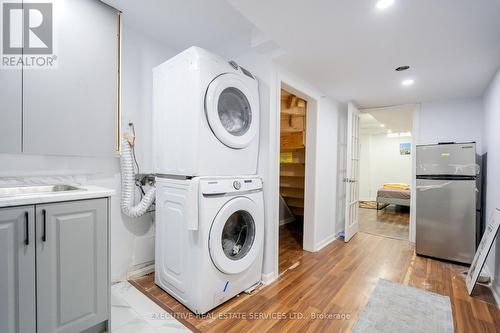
[377,188,411,200]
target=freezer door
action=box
[416,143,477,176]
[416,179,476,263]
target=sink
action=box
[0,185,86,198]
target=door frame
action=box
[270,73,320,280]
[357,103,420,243]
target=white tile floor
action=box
[111,281,191,333]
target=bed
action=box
[376,184,411,210]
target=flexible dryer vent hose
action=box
[120,137,156,218]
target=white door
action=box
[205,74,259,149]
[344,103,361,242]
[209,197,263,275]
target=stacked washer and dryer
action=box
[152,47,264,314]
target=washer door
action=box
[209,197,263,275]
[205,73,258,149]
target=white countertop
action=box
[0,185,115,208]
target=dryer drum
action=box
[218,87,252,137]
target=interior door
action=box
[344,103,360,242]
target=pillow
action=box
[383,183,410,190]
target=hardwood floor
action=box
[130,232,500,333]
[279,221,304,273]
[359,205,409,240]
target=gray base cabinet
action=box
[0,198,109,333]
[0,207,36,333]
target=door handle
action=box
[24,212,29,246]
[42,209,47,242]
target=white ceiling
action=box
[360,105,415,135]
[229,0,500,107]
[102,0,500,108]
[101,0,254,57]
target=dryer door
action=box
[205,73,258,149]
[209,197,263,275]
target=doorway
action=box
[278,88,307,273]
[357,105,415,241]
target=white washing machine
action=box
[154,176,264,314]
[152,46,260,177]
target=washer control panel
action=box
[200,177,262,195]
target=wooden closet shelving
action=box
[279,89,306,216]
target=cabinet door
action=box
[0,206,36,333]
[0,68,22,153]
[23,0,119,156]
[36,199,108,333]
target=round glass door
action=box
[205,73,258,149]
[209,197,263,275]
[221,210,255,260]
[217,87,252,137]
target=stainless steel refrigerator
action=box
[416,142,480,264]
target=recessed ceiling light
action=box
[395,65,410,71]
[380,124,385,128]
[376,0,395,9]
[402,79,414,86]
[387,129,392,133]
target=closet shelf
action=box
[280,188,305,199]
[281,106,306,116]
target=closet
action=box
[279,89,307,217]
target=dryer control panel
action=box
[200,177,262,195]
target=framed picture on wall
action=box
[400,143,411,155]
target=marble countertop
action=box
[0,185,115,208]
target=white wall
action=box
[312,97,344,249]
[360,133,412,201]
[113,24,178,281]
[418,98,484,153]
[482,68,500,302]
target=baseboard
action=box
[126,263,155,280]
[261,271,278,285]
[491,281,500,308]
[314,234,338,252]
[483,264,500,308]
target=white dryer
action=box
[154,176,264,314]
[152,47,260,177]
